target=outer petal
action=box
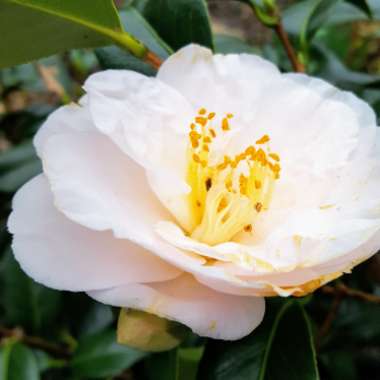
[8,175,180,291]
[88,274,265,340]
[83,70,197,230]
[157,44,281,116]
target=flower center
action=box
[186,108,281,245]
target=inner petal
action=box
[185,108,281,245]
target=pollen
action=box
[186,108,281,245]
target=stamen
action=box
[256,134,270,144]
[186,108,280,245]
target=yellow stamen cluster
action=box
[186,108,281,245]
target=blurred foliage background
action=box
[0,0,380,379]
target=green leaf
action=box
[199,300,319,380]
[71,329,147,378]
[144,347,204,380]
[214,35,260,55]
[0,249,61,333]
[345,0,372,17]
[283,0,380,37]
[0,159,42,193]
[0,342,40,380]
[0,140,36,170]
[96,5,170,74]
[0,0,147,69]
[300,0,340,51]
[133,0,213,50]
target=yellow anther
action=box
[193,153,201,163]
[204,136,212,143]
[227,113,234,119]
[269,153,280,162]
[254,180,262,189]
[196,116,208,127]
[203,144,209,152]
[208,112,216,120]
[255,149,267,165]
[222,118,230,131]
[245,146,256,156]
[199,108,207,115]
[244,224,253,233]
[190,123,196,130]
[209,128,216,138]
[256,134,270,144]
[217,197,228,212]
[255,202,263,212]
[239,174,248,195]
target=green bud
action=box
[117,309,189,352]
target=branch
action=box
[321,283,380,304]
[274,22,305,73]
[0,326,71,358]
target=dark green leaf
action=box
[214,35,260,55]
[0,0,138,68]
[71,329,146,378]
[144,347,203,380]
[300,0,340,50]
[0,159,42,193]
[0,140,35,170]
[0,249,61,333]
[0,342,39,380]
[96,5,170,74]
[345,0,372,17]
[284,0,380,37]
[133,0,213,50]
[199,300,319,380]
[79,303,114,338]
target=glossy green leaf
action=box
[0,0,147,69]
[198,300,319,380]
[96,5,170,75]
[0,249,61,333]
[71,329,147,378]
[345,0,372,17]
[0,140,35,170]
[284,0,380,37]
[300,0,340,50]
[214,35,260,55]
[0,159,41,193]
[133,0,213,50]
[144,346,203,380]
[0,342,39,380]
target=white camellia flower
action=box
[8,44,380,340]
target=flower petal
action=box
[83,70,199,230]
[157,44,280,116]
[88,274,265,340]
[8,175,181,291]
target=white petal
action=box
[83,70,196,230]
[36,105,209,274]
[88,274,265,340]
[8,175,181,291]
[157,44,280,116]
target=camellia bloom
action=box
[8,44,380,340]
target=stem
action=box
[0,326,71,358]
[317,292,343,349]
[274,22,305,73]
[321,283,380,304]
[145,51,163,69]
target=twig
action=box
[144,51,162,70]
[0,326,71,358]
[321,283,380,304]
[317,291,343,348]
[274,22,305,73]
